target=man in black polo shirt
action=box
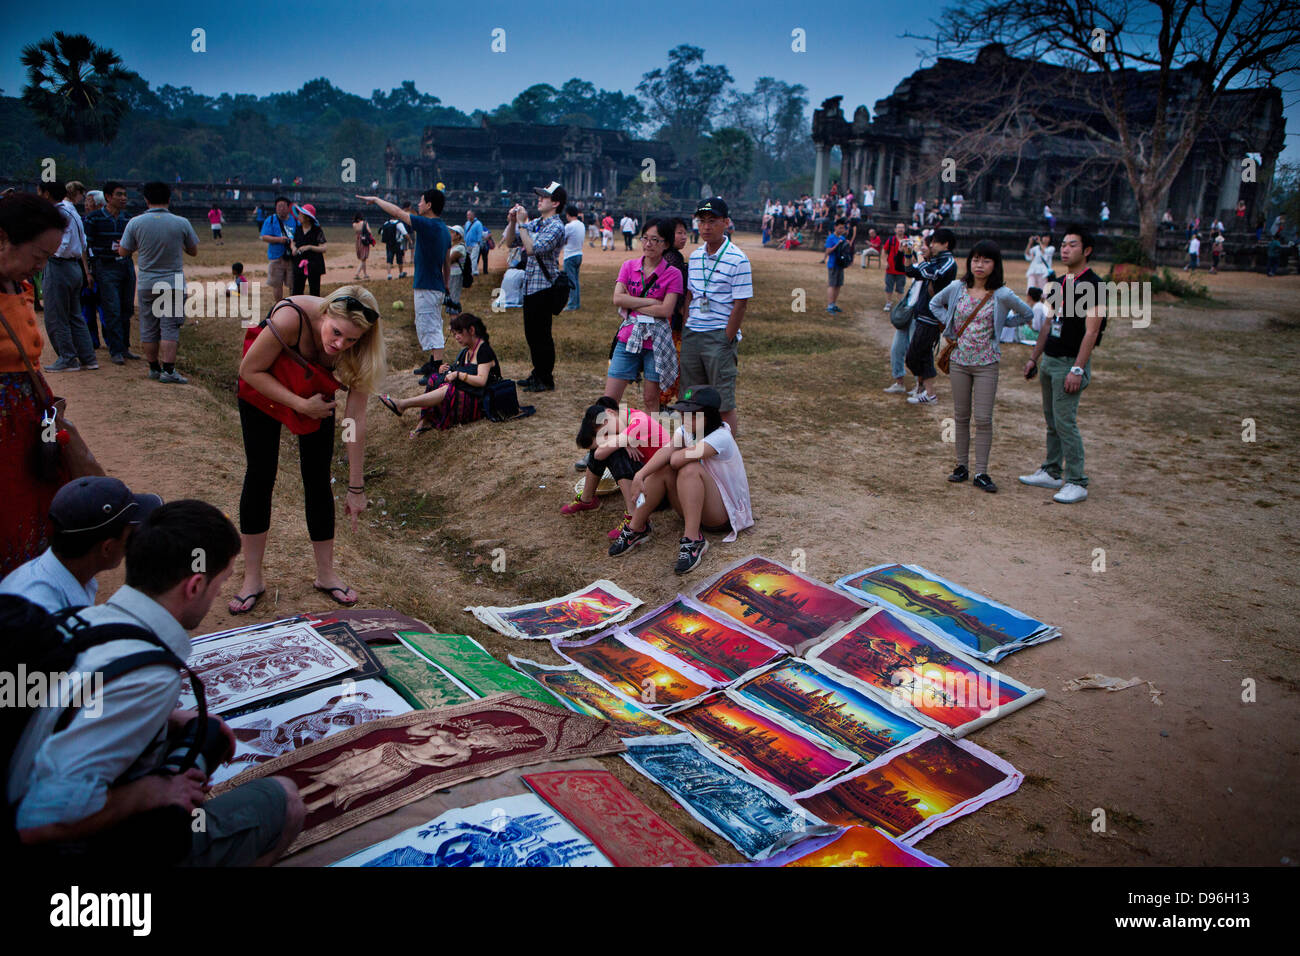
[1019,224,1106,503]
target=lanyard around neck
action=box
[701,238,730,298]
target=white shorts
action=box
[413,289,445,351]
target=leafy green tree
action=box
[618,179,667,224]
[698,127,754,199]
[21,32,138,163]
[638,46,733,162]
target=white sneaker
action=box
[882,303,892,312]
[1018,468,1065,489]
[907,391,939,404]
[1053,482,1088,504]
[883,383,907,394]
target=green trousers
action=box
[1039,353,1090,486]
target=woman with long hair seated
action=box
[608,385,753,575]
[230,285,386,613]
[378,312,500,437]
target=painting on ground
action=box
[692,555,871,655]
[622,595,788,682]
[806,608,1044,736]
[467,580,641,640]
[509,656,681,737]
[795,730,1023,844]
[553,632,718,708]
[835,564,1060,662]
[333,793,611,867]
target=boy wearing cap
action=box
[0,477,162,613]
[357,189,452,376]
[503,180,568,392]
[680,198,752,433]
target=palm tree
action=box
[21,32,138,165]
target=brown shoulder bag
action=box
[937,289,994,375]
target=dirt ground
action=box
[54,222,1300,866]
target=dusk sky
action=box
[3,0,1295,164]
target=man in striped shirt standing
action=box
[681,197,752,433]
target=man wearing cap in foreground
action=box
[503,180,567,392]
[681,198,752,433]
[0,476,162,612]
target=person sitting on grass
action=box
[562,397,672,540]
[377,312,500,438]
[608,386,753,575]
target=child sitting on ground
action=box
[562,397,672,540]
[1016,286,1047,345]
[609,385,753,575]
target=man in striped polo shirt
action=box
[681,197,752,433]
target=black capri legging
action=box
[238,398,336,541]
[589,446,642,483]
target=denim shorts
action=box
[884,272,906,294]
[607,339,658,382]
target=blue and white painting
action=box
[332,793,611,867]
[622,734,821,860]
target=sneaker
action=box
[609,523,652,557]
[147,367,162,381]
[110,353,126,365]
[909,384,922,398]
[79,360,99,370]
[973,473,998,493]
[1053,482,1088,504]
[560,495,601,515]
[123,350,142,360]
[159,370,188,384]
[413,359,436,377]
[882,303,892,312]
[907,391,939,404]
[883,383,907,394]
[1018,468,1064,489]
[608,514,633,540]
[46,358,79,372]
[948,464,969,483]
[674,536,709,575]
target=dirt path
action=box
[49,228,1300,866]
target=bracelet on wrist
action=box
[348,485,364,493]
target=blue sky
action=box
[3,0,1295,164]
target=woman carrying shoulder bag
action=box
[930,239,1034,493]
[0,192,105,575]
[229,285,386,614]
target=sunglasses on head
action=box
[338,296,379,322]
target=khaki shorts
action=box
[180,777,289,867]
[267,256,292,294]
[138,284,186,343]
[679,327,738,412]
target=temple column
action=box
[1217,156,1241,220]
[813,144,829,198]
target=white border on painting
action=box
[465,579,642,640]
[834,563,1061,662]
[550,629,724,709]
[805,607,1046,737]
[507,655,684,735]
[793,729,1024,845]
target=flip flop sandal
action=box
[379,394,402,416]
[228,589,265,616]
[409,424,434,439]
[314,584,358,607]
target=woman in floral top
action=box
[928,240,1035,492]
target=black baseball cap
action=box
[532,180,563,198]
[669,386,722,412]
[50,476,163,535]
[696,197,729,218]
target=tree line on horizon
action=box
[8,34,814,201]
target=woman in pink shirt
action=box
[562,396,672,539]
[605,219,681,412]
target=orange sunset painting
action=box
[812,610,1026,731]
[626,599,787,682]
[499,586,635,638]
[694,557,869,653]
[796,734,1012,839]
[786,826,943,867]
[672,694,855,795]
[555,634,713,707]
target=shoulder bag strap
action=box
[0,303,54,407]
[953,290,995,342]
[260,300,313,373]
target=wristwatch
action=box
[1070,365,1084,376]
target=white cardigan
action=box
[931,281,1036,361]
